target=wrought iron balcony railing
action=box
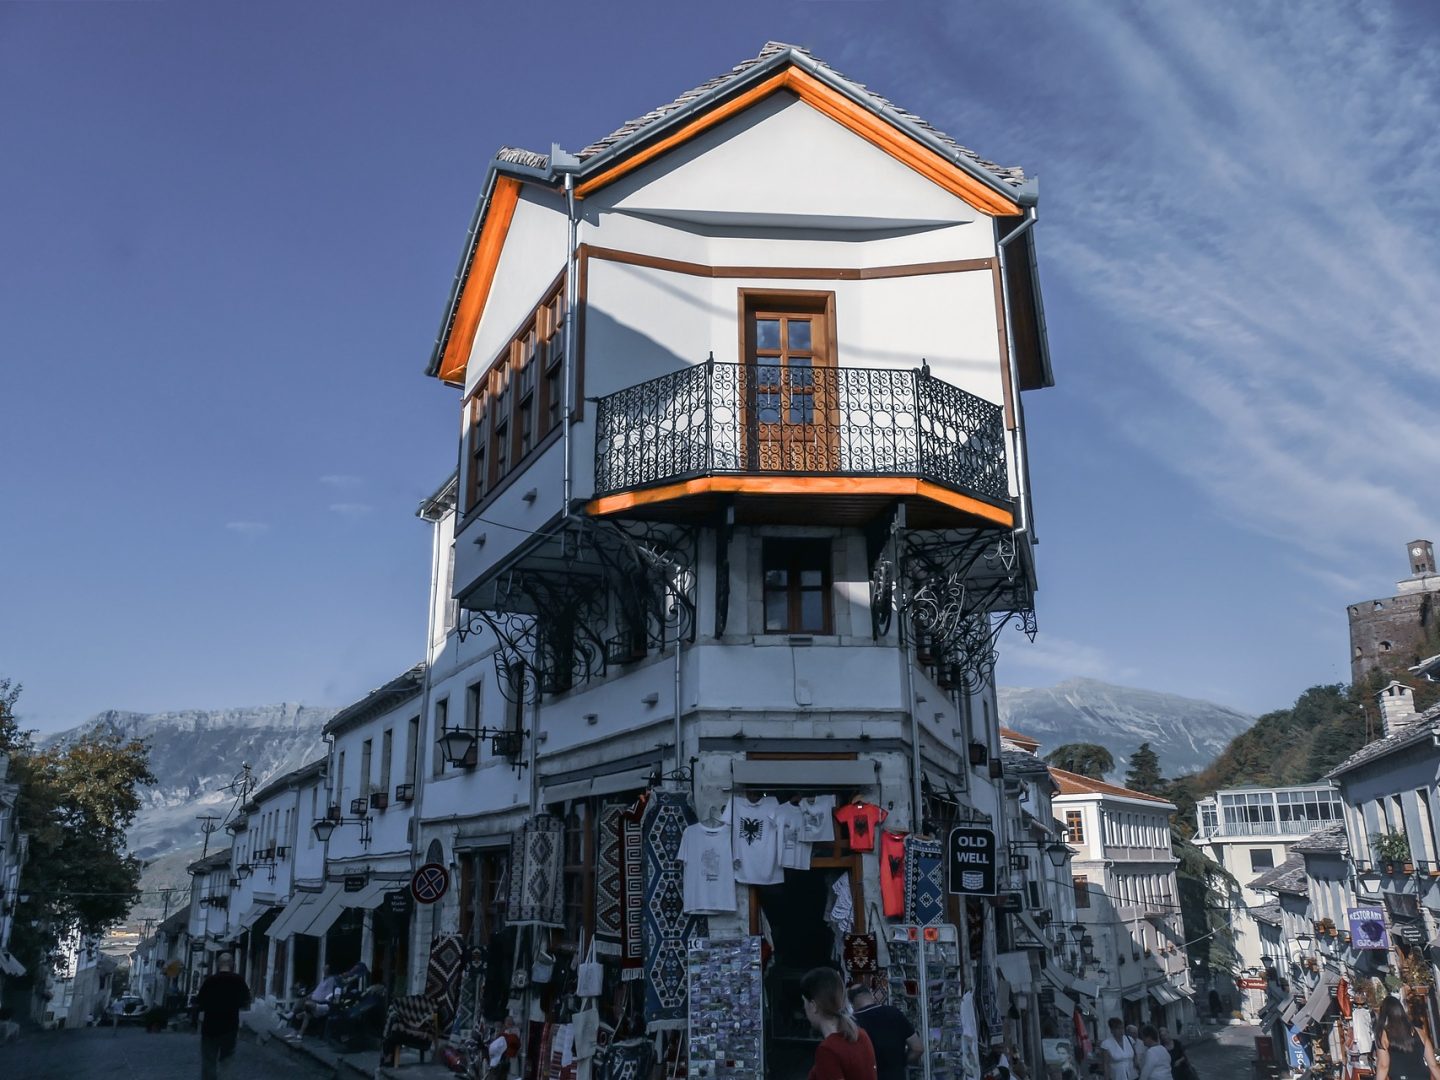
[594,359,1009,505]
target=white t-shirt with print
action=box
[677,822,737,913]
[774,802,812,870]
[725,796,784,885]
[797,795,837,841]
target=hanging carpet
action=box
[383,933,468,1051]
[595,804,625,955]
[619,810,645,979]
[904,836,945,926]
[640,790,707,1030]
[508,815,565,926]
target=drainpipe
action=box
[996,208,1037,542]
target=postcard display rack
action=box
[687,936,764,1080]
[888,924,965,1080]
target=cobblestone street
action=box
[0,1025,342,1080]
[1190,1023,1264,1080]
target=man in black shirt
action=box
[195,953,251,1080]
[849,984,923,1080]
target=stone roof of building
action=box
[1000,727,1041,752]
[1324,702,1440,779]
[1002,749,1053,777]
[1290,823,1349,856]
[572,41,1029,189]
[1251,854,1308,896]
[1251,901,1283,927]
[324,663,426,736]
[1049,767,1174,806]
[186,847,231,875]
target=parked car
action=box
[108,995,146,1024]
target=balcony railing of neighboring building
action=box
[1212,817,1337,838]
[593,359,1009,506]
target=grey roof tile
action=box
[1291,823,1348,855]
[577,41,1028,190]
[1251,854,1308,896]
[1325,703,1440,779]
[1251,901,1283,927]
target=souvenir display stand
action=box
[888,924,966,1080]
[687,936,764,1080]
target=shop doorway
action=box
[752,863,861,1079]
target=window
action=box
[380,729,393,796]
[463,279,568,512]
[308,787,318,848]
[562,804,593,948]
[1074,874,1090,908]
[406,715,421,787]
[762,539,833,634]
[433,698,448,777]
[741,292,837,473]
[1418,789,1438,864]
[459,849,510,946]
[1065,810,1085,844]
[1249,848,1274,872]
[360,740,373,797]
[336,751,345,806]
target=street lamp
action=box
[1044,841,1072,869]
[236,863,252,881]
[437,726,478,767]
[1356,867,1383,895]
[312,814,371,846]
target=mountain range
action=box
[41,679,1252,935]
[997,677,1254,778]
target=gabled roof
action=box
[1291,823,1348,856]
[1324,701,1440,779]
[324,664,426,736]
[186,848,231,875]
[1251,901,1283,928]
[1002,748,1053,778]
[427,41,1038,383]
[1000,727,1041,752]
[1251,855,1307,896]
[1049,767,1175,807]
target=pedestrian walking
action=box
[194,953,250,1080]
[1101,1018,1140,1080]
[801,967,877,1080]
[1137,1026,1173,1080]
[1374,996,1440,1080]
[848,984,921,1080]
[1158,1027,1197,1080]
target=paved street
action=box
[0,1025,341,1080]
[1190,1023,1263,1080]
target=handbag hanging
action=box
[532,934,556,986]
[576,930,604,999]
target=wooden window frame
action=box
[462,274,570,515]
[561,802,595,951]
[1065,809,1085,845]
[1074,874,1090,908]
[762,538,834,634]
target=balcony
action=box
[592,360,1011,528]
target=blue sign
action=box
[1347,906,1389,951]
[1283,1021,1312,1071]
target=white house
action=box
[1051,769,1192,1032]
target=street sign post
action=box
[410,862,450,905]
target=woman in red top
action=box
[801,967,878,1080]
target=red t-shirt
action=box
[810,1029,878,1080]
[834,803,887,852]
[879,831,907,916]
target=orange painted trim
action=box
[575,66,1022,218]
[585,475,1013,526]
[435,177,523,384]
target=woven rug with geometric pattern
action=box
[595,804,625,955]
[641,790,706,1030]
[507,814,565,926]
[903,836,945,927]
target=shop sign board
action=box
[1238,977,1268,989]
[343,874,367,892]
[947,826,997,895]
[384,890,411,917]
[1347,906,1389,950]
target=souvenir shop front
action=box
[427,751,1020,1080]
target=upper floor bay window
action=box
[464,279,569,511]
[763,538,833,634]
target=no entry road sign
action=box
[411,862,450,905]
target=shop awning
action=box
[0,949,25,977]
[997,951,1033,991]
[1149,984,1182,1006]
[1013,911,1048,950]
[540,765,655,806]
[1121,987,1147,1004]
[267,888,326,940]
[1040,968,1078,1014]
[1292,971,1338,1029]
[731,759,878,789]
[238,902,276,931]
[294,879,397,939]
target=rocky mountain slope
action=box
[997,677,1254,779]
[44,704,335,926]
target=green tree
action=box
[1124,742,1165,794]
[1043,742,1115,780]
[1174,834,1240,980]
[4,681,155,983]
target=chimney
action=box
[1377,681,1417,736]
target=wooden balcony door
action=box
[740,291,839,473]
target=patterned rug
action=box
[425,933,467,1025]
[508,815,565,926]
[620,812,645,979]
[448,947,485,1047]
[595,804,624,954]
[904,836,945,926]
[640,790,706,1029]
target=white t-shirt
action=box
[797,795,837,841]
[1102,1035,1139,1080]
[677,823,738,913]
[775,802,812,870]
[489,1034,510,1067]
[726,796,784,885]
[1138,1043,1173,1080]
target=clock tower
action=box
[1408,540,1435,578]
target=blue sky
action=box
[3,1,1438,733]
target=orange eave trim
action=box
[585,475,1013,527]
[574,66,1023,218]
[435,176,523,385]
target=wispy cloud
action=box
[1001,633,1139,685]
[319,474,364,489]
[862,1,1440,578]
[328,503,374,518]
[224,521,270,537]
